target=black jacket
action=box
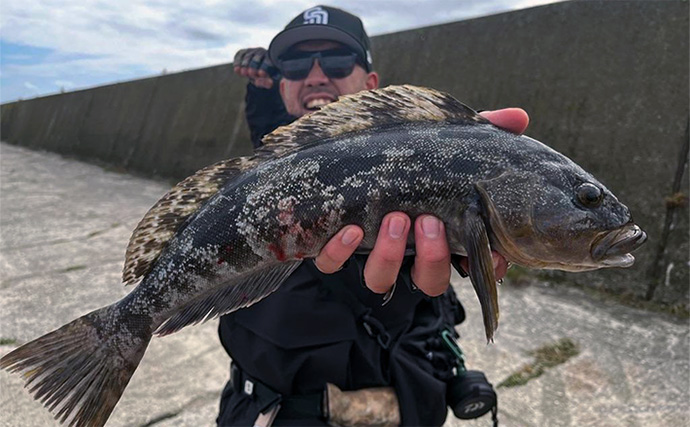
[217,83,465,426]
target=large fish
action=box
[0,85,646,426]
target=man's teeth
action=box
[306,99,332,109]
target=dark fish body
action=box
[0,86,646,426]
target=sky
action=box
[0,0,566,103]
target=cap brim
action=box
[268,25,366,65]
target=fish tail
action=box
[0,305,152,426]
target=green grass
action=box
[61,265,87,273]
[0,337,18,345]
[497,338,580,388]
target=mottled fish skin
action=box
[120,118,631,332]
[0,85,646,426]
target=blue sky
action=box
[0,0,565,103]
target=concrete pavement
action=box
[1,142,688,426]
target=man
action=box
[218,5,528,426]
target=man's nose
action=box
[304,59,329,86]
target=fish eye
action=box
[576,183,603,208]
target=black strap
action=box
[321,256,392,350]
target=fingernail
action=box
[341,227,360,246]
[388,216,405,239]
[421,216,440,238]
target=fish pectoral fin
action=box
[155,261,303,336]
[462,208,499,342]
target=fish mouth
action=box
[591,224,647,267]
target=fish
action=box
[0,85,646,426]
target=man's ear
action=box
[366,71,379,90]
[279,78,287,100]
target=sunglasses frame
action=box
[277,49,364,81]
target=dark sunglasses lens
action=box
[279,52,359,80]
[281,58,313,80]
[320,55,357,79]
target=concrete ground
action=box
[0,142,688,427]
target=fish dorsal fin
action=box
[261,85,488,147]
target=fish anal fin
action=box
[155,261,303,336]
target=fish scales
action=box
[122,123,495,329]
[0,85,646,426]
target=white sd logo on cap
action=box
[303,6,328,25]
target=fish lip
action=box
[591,224,647,265]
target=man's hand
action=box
[314,108,529,296]
[233,48,277,89]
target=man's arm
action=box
[234,48,293,148]
[315,108,530,296]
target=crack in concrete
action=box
[138,390,221,427]
[645,120,689,300]
[2,223,126,251]
[0,259,123,289]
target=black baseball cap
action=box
[268,5,373,71]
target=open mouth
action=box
[304,98,334,111]
[591,224,647,267]
[303,94,337,111]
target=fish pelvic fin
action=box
[462,205,500,343]
[155,260,303,336]
[0,306,151,426]
[261,85,489,149]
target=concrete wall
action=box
[1,1,687,308]
[1,64,253,178]
[370,0,689,309]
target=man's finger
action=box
[480,108,529,135]
[314,226,363,274]
[492,252,508,280]
[410,215,451,297]
[233,49,248,66]
[251,77,274,89]
[240,54,252,68]
[458,251,509,280]
[363,213,411,294]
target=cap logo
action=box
[303,6,328,25]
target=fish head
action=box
[475,162,647,272]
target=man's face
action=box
[279,40,379,118]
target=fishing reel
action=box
[441,329,498,423]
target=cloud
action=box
[23,81,40,92]
[0,0,566,102]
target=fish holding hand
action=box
[0,85,646,426]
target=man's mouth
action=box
[304,97,336,111]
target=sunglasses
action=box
[277,48,364,81]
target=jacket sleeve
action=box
[245,82,295,148]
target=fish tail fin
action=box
[0,305,152,426]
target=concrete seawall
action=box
[1,0,688,307]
